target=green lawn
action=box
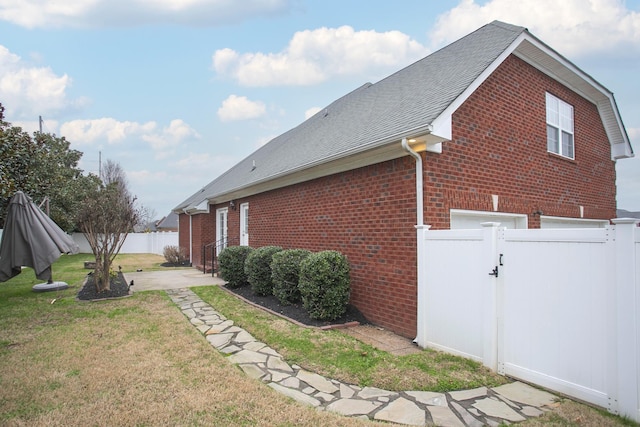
[0,253,635,426]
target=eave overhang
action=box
[431,32,634,161]
[189,127,442,210]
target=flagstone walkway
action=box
[167,287,557,426]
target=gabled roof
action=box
[175,20,633,213]
[156,212,178,230]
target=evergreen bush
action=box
[244,246,283,296]
[299,250,350,320]
[218,246,253,288]
[271,249,312,305]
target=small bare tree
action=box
[77,160,140,292]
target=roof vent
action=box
[323,108,328,117]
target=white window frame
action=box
[240,202,249,246]
[216,207,228,253]
[546,92,574,159]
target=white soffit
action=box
[513,37,632,158]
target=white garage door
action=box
[450,209,527,229]
[540,216,608,228]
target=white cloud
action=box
[217,95,266,122]
[305,107,322,120]
[0,0,292,29]
[60,117,199,161]
[212,25,428,86]
[60,118,157,145]
[430,0,640,57]
[0,45,86,120]
[142,119,201,151]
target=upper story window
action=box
[546,92,574,159]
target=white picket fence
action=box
[70,232,178,255]
[414,219,640,421]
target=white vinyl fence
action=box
[0,230,178,256]
[71,232,178,255]
[415,219,640,421]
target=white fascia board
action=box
[430,33,528,142]
[430,31,633,160]
[184,199,210,215]
[512,36,633,160]
[612,143,634,160]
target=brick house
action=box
[174,21,633,339]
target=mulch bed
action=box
[75,268,368,329]
[77,272,130,301]
[223,284,369,328]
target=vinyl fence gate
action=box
[415,219,640,421]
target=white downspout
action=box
[401,138,424,226]
[189,214,193,265]
[401,138,429,347]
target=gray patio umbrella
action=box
[0,191,79,284]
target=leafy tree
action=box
[76,159,141,292]
[0,103,100,231]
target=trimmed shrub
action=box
[245,246,283,296]
[163,245,187,265]
[218,246,253,288]
[299,250,350,321]
[271,249,312,305]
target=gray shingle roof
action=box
[174,20,632,212]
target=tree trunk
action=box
[93,251,112,292]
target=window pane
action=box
[547,125,559,153]
[560,102,573,133]
[546,93,559,126]
[562,131,574,158]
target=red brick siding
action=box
[224,158,419,338]
[184,210,216,267]
[424,55,615,229]
[178,214,190,257]
[179,54,616,338]
[227,205,240,246]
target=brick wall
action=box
[425,55,616,229]
[178,54,617,338]
[221,158,419,338]
[178,214,190,257]
[184,210,216,267]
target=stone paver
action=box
[492,382,557,407]
[374,397,425,426]
[167,287,557,426]
[473,397,526,422]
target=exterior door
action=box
[216,207,228,253]
[240,203,249,246]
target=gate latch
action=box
[488,266,499,278]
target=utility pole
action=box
[99,151,102,180]
[39,115,43,133]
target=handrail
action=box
[202,236,237,276]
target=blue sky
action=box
[1,0,639,218]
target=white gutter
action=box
[401,138,424,226]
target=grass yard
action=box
[0,253,635,426]
[193,285,508,393]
